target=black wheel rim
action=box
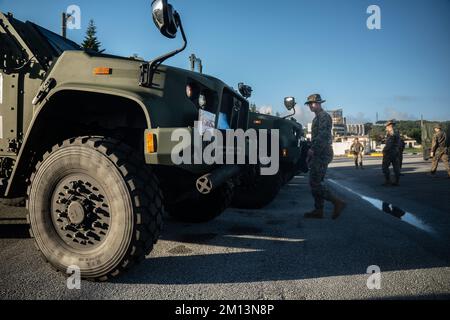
[50,174,111,251]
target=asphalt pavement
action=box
[0,155,449,300]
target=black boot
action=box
[391,177,400,186]
[382,178,391,186]
[304,209,324,219]
[331,197,347,220]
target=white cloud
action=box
[288,105,315,126]
[258,105,273,115]
[383,107,418,121]
[346,112,372,124]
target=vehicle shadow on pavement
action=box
[0,161,448,288]
[114,183,450,285]
[0,223,30,239]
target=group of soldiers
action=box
[303,93,449,220]
[349,121,449,186]
[378,121,449,186]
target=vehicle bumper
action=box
[143,128,248,176]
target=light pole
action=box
[61,12,73,38]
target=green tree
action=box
[82,20,103,53]
[368,125,385,144]
[368,121,424,144]
[396,121,422,144]
[249,103,257,113]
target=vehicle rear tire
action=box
[27,136,164,281]
[281,168,296,185]
[232,172,283,209]
[167,181,233,223]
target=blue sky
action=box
[1,0,449,124]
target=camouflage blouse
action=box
[383,130,401,155]
[311,110,333,154]
[432,131,448,153]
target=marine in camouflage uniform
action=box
[430,123,450,178]
[350,138,365,169]
[304,94,346,220]
[382,120,401,186]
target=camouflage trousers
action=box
[431,149,450,176]
[382,152,400,180]
[309,152,334,210]
[354,153,363,167]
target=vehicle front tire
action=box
[231,172,283,209]
[27,137,163,281]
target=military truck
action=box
[422,122,450,160]
[232,97,309,209]
[0,0,250,281]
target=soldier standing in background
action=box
[350,138,365,169]
[430,123,450,178]
[399,138,406,172]
[304,94,346,220]
[382,120,401,186]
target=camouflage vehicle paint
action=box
[0,1,249,280]
[232,112,308,209]
[250,112,307,178]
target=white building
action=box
[306,123,313,140]
[332,136,371,156]
[346,124,365,136]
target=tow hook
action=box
[195,165,241,195]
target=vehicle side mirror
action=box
[284,97,296,111]
[152,0,179,39]
[238,83,253,99]
[141,0,187,87]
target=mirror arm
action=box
[283,108,296,119]
[140,12,187,87]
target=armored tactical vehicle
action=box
[0,0,249,281]
[232,97,309,209]
[422,122,450,160]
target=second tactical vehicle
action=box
[0,0,250,281]
[232,97,309,209]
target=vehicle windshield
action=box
[32,24,81,55]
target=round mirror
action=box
[152,0,178,39]
[238,83,253,99]
[284,97,296,111]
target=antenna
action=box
[189,54,203,74]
